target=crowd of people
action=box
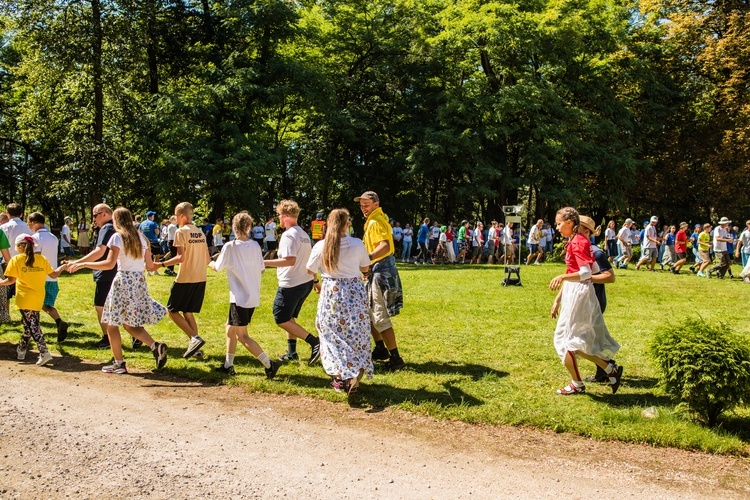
[2,196,748,397]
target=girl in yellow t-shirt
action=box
[0,235,66,366]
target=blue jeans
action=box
[742,253,749,268]
[401,241,412,261]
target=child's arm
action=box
[48,263,68,279]
[0,276,16,287]
[69,246,117,273]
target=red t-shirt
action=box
[446,231,454,242]
[565,233,594,274]
[675,230,687,253]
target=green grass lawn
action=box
[2,262,749,454]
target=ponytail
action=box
[19,237,35,267]
[322,209,350,273]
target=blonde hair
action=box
[232,212,253,239]
[175,202,193,218]
[276,200,301,218]
[322,209,350,273]
[112,207,143,259]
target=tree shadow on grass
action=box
[397,264,517,273]
[404,360,508,381]
[586,391,672,408]
[715,414,750,443]
[281,372,485,409]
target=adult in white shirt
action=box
[60,217,75,257]
[709,217,735,278]
[28,212,69,342]
[263,200,321,364]
[1,203,32,310]
[526,219,544,265]
[736,219,750,268]
[210,212,280,379]
[636,216,660,271]
[614,218,634,269]
[307,208,372,395]
[604,220,617,263]
[401,223,413,262]
[67,207,168,374]
[263,216,278,259]
[501,222,515,264]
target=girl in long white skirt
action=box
[549,207,623,395]
[307,209,373,396]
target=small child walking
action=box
[0,235,66,366]
[549,207,623,395]
[209,213,280,379]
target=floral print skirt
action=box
[316,277,374,381]
[101,271,167,327]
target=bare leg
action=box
[95,306,108,336]
[277,318,311,340]
[169,311,198,338]
[576,351,610,370]
[563,351,582,382]
[379,327,397,350]
[42,305,60,321]
[122,325,155,346]
[371,325,383,342]
[107,325,124,361]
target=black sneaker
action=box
[215,364,236,376]
[152,342,168,369]
[278,352,299,362]
[309,342,320,365]
[372,345,390,361]
[95,335,110,349]
[381,357,406,372]
[57,320,69,343]
[610,364,624,394]
[132,337,143,350]
[265,360,280,380]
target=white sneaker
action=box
[183,336,206,358]
[36,351,53,366]
[17,341,28,361]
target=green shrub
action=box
[650,318,750,427]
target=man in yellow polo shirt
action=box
[355,191,405,371]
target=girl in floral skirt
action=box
[306,209,373,395]
[68,207,168,374]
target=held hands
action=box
[313,281,322,294]
[66,261,84,273]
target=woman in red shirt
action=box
[549,207,623,395]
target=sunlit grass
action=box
[2,261,749,454]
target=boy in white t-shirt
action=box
[210,212,280,379]
[264,217,278,259]
[263,200,321,364]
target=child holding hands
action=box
[0,234,67,366]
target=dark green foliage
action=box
[650,318,750,427]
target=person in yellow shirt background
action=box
[355,191,405,371]
[311,212,326,245]
[0,234,67,366]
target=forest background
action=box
[1,0,748,229]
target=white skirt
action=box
[553,281,620,362]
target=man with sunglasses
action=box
[68,204,118,348]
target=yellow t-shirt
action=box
[362,207,394,263]
[174,224,209,283]
[5,254,53,311]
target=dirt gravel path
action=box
[1,353,748,499]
